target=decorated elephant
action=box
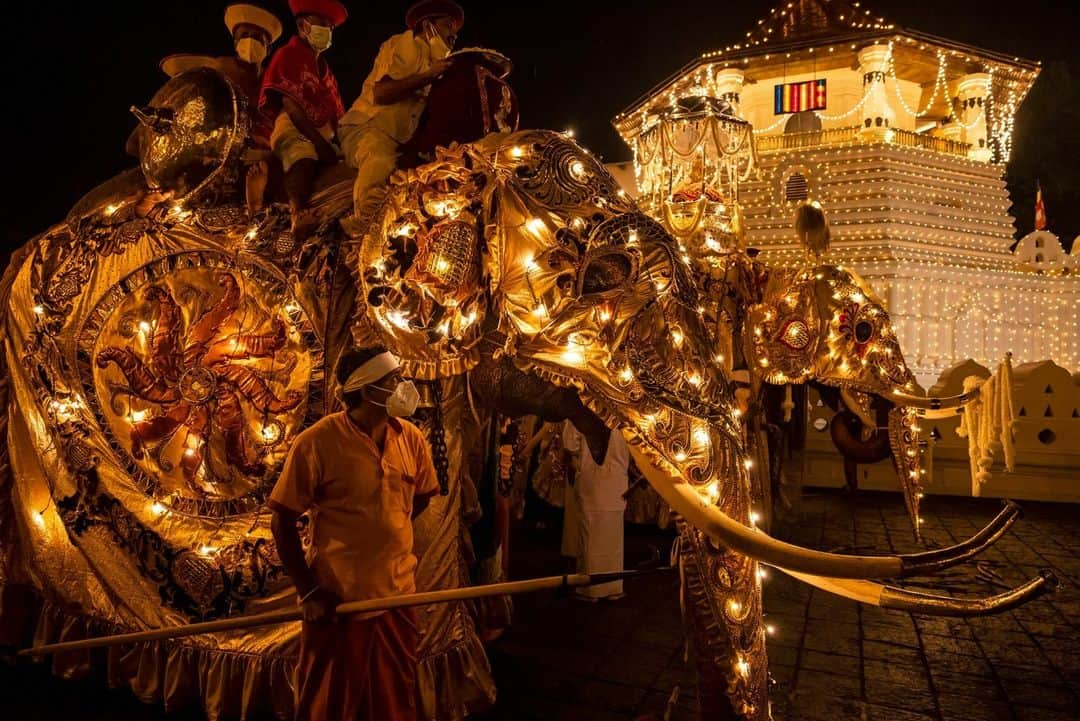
[350,129,1056,719]
[0,67,1056,721]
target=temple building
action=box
[613,0,1080,386]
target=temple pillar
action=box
[956,73,992,162]
[857,44,894,140]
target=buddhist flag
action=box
[1034,182,1047,230]
[774,79,827,115]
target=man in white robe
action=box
[561,422,629,600]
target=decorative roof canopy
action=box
[743,1,893,48]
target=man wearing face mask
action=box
[129,4,281,164]
[269,346,438,721]
[259,0,347,240]
[338,0,464,231]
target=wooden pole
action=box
[19,568,672,657]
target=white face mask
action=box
[422,21,452,59]
[235,37,267,65]
[370,380,420,417]
[305,23,333,52]
[428,33,451,60]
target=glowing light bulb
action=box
[766,624,776,636]
[284,300,301,314]
[434,257,451,274]
[673,450,688,463]
[246,226,258,241]
[569,160,585,178]
[386,310,411,330]
[619,367,634,383]
[714,354,724,364]
[105,203,119,216]
[139,321,152,333]
[750,511,761,524]
[728,600,742,614]
[737,659,750,677]
[757,567,768,580]
[561,343,585,367]
[759,358,770,368]
[744,459,754,470]
[671,328,684,348]
[199,545,218,557]
[131,409,148,423]
[510,146,524,158]
[627,230,639,246]
[687,372,702,387]
[33,305,44,315]
[564,128,575,137]
[598,307,612,323]
[151,501,167,516]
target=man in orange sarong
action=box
[269,346,439,721]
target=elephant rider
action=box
[128,5,284,214]
[337,0,464,232]
[258,0,347,240]
[269,346,439,721]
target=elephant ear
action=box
[745,270,822,384]
[352,143,494,380]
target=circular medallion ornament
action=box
[77,250,324,517]
[179,366,217,404]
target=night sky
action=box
[5,0,1079,253]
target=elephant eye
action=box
[780,320,811,350]
[854,320,874,344]
[580,250,634,294]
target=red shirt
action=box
[258,36,344,129]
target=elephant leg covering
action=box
[677,520,771,721]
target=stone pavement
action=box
[475,490,1079,721]
[1,490,1075,720]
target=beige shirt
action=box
[268,413,440,604]
[341,30,444,143]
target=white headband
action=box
[341,352,400,392]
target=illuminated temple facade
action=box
[613,0,1080,386]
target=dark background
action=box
[4,0,1078,255]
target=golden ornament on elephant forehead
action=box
[357,145,488,380]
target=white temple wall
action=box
[802,360,1080,503]
[736,65,922,134]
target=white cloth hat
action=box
[159,54,218,78]
[225,3,283,43]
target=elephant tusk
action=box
[775,567,1058,617]
[909,406,967,419]
[897,500,1022,577]
[890,385,981,410]
[627,437,1028,581]
[627,436,903,578]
